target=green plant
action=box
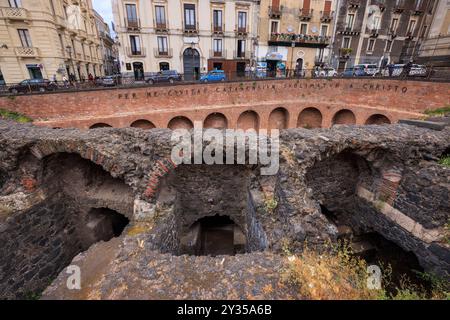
[0,109,33,123]
[438,155,450,167]
[264,197,278,214]
[424,106,450,117]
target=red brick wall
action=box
[1,79,449,129]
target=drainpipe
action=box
[354,0,371,65]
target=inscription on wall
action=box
[117,80,409,100]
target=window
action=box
[367,38,376,52]
[373,16,381,30]
[184,4,196,29]
[390,18,399,32]
[238,11,247,31]
[415,0,423,10]
[8,0,21,7]
[342,37,351,48]
[58,33,64,52]
[0,68,5,85]
[270,20,278,34]
[18,29,32,47]
[385,40,393,52]
[71,39,76,56]
[159,62,169,71]
[125,4,138,25]
[129,35,141,54]
[300,23,308,34]
[237,39,245,57]
[155,6,166,25]
[408,20,416,34]
[320,24,328,36]
[213,39,222,55]
[157,36,168,54]
[213,10,222,30]
[421,25,427,37]
[346,14,355,29]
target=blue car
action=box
[200,70,226,82]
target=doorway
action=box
[295,58,303,76]
[133,62,144,80]
[183,48,200,81]
[236,62,246,77]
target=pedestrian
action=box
[62,75,69,88]
[88,73,94,83]
[388,63,395,77]
[51,74,57,84]
[245,64,250,78]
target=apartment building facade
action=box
[94,9,119,75]
[112,0,259,80]
[257,0,337,75]
[0,0,105,84]
[331,0,437,71]
[416,0,450,66]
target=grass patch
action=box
[0,109,33,123]
[439,155,450,167]
[424,106,450,117]
[282,241,449,300]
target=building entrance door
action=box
[183,48,200,81]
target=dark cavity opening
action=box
[188,215,246,256]
[86,208,130,243]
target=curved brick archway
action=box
[168,116,194,130]
[204,112,228,129]
[365,114,391,125]
[269,107,289,130]
[332,109,356,126]
[130,119,156,129]
[297,107,323,129]
[237,110,260,131]
[90,123,112,129]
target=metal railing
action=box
[0,66,448,97]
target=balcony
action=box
[0,7,30,22]
[154,48,173,58]
[126,47,146,57]
[320,10,334,22]
[268,33,331,48]
[406,31,414,40]
[299,8,313,21]
[370,28,380,37]
[388,28,398,38]
[233,50,251,59]
[210,49,227,58]
[77,29,87,40]
[155,22,168,33]
[235,26,248,36]
[125,18,141,31]
[269,6,282,19]
[184,22,198,34]
[212,24,224,34]
[339,48,353,60]
[348,0,361,10]
[412,4,426,16]
[54,15,67,29]
[339,26,361,36]
[14,47,40,58]
[393,1,405,14]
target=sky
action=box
[92,0,114,29]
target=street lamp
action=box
[191,41,195,81]
[290,41,295,77]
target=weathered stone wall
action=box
[0,120,448,299]
[0,79,448,129]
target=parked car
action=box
[380,64,428,77]
[101,75,122,87]
[353,64,379,76]
[145,70,182,84]
[200,70,227,82]
[317,67,338,77]
[341,68,355,77]
[8,79,57,94]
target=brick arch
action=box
[237,110,260,130]
[297,107,323,129]
[204,112,228,129]
[268,107,289,130]
[168,116,194,130]
[365,114,391,125]
[130,119,156,129]
[332,109,356,126]
[89,123,113,129]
